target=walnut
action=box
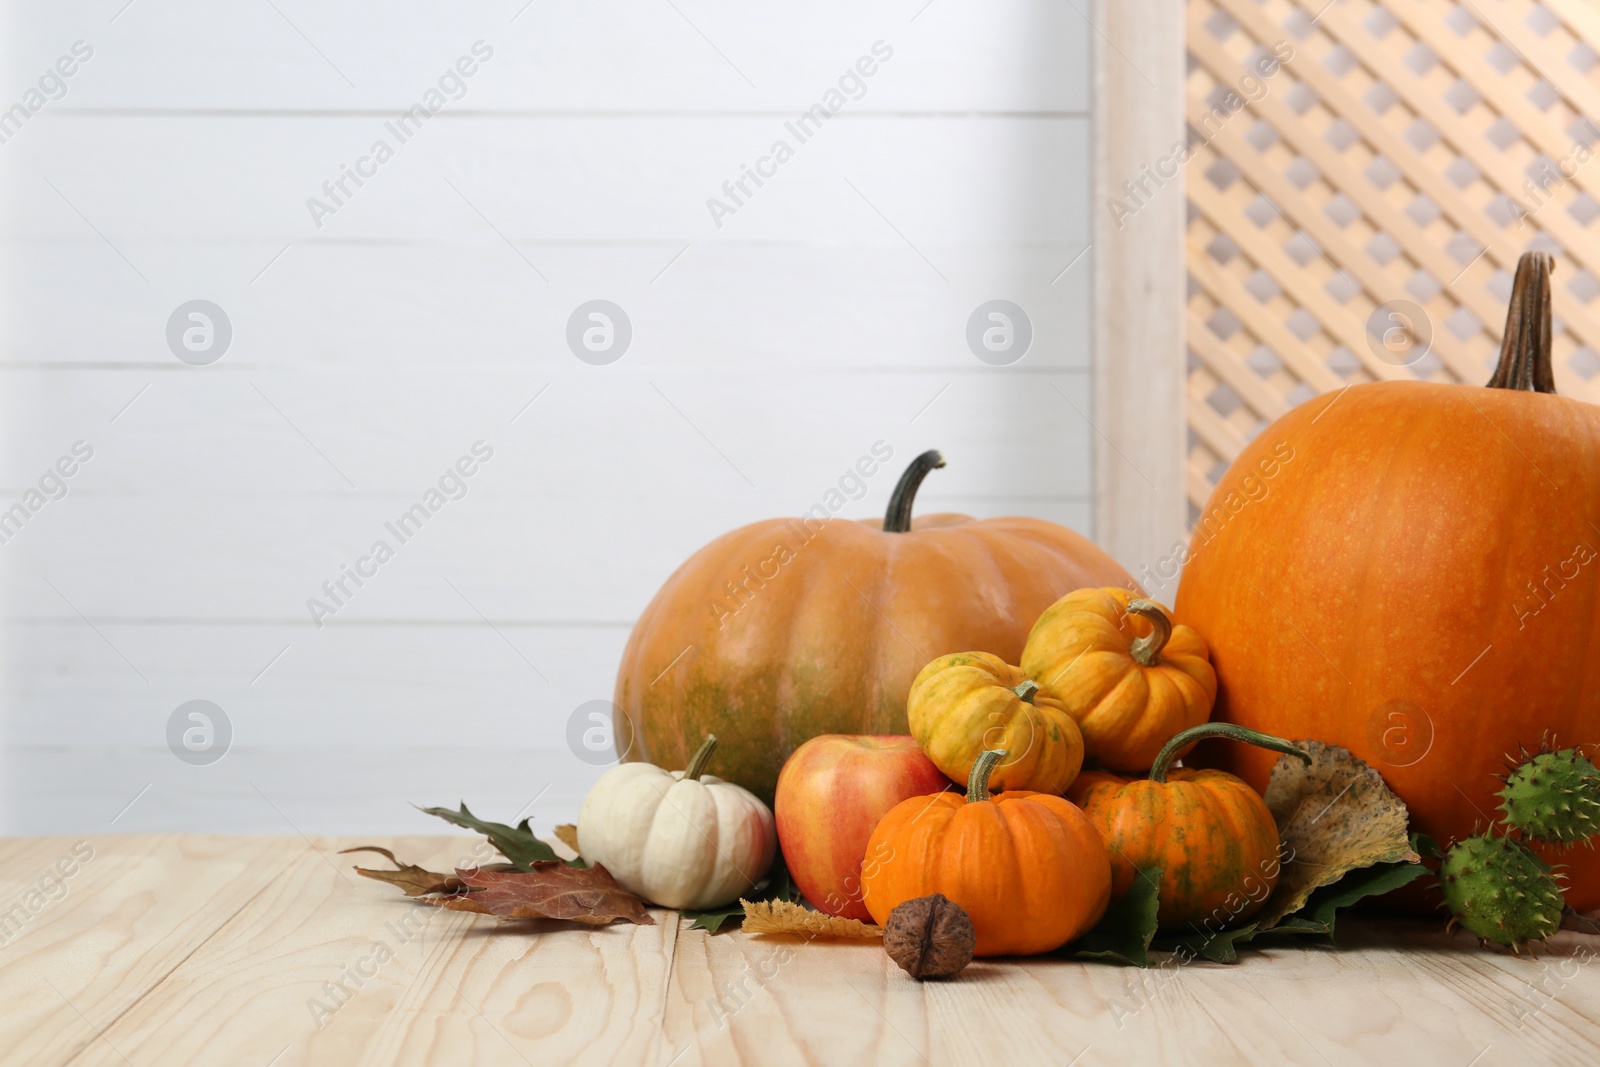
[882,893,975,980]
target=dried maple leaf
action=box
[1256,740,1420,928]
[427,862,654,925]
[341,847,464,897]
[553,824,580,855]
[740,898,882,939]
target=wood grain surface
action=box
[4,835,1598,1066]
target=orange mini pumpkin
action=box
[1021,587,1216,772]
[861,749,1112,956]
[1068,724,1308,933]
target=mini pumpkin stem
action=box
[1012,679,1040,705]
[967,749,1008,803]
[1487,252,1557,394]
[683,733,719,781]
[1149,723,1310,784]
[1126,600,1173,667]
[883,450,946,533]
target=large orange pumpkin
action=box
[1175,253,1600,909]
[615,450,1137,801]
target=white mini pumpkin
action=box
[577,734,776,910]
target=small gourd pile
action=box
[878,586,1308,949]
[1439,742,1600,952]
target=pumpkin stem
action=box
[1126,600,1173,667]
[1012,679,1040,704]
[1486,252,1557,394]
[883,450,946,533]
[1149,724,1310,784]
[967,749,1008,803]
[683,733,719,781]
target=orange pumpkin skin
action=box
[1175,261,1600,909]
[615,452,1136,802]
[1069,768,1283,932]
[1021,588,1216,772]
[860,783,1112,956]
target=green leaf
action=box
[682,847,801,934]
[415,802,565,870]
[1154,923,1260,963]
[1065,866,1163,967]
[1292,858,1431,940]
[1151,857,1430,961]
[683,903,744,933]
[1263,915,1332,936]
[1411,831,1443,861]
[1156,910,1335,963]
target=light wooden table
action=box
[4,835,1598,1066]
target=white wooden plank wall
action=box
[0,0,1092,834]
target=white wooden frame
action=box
[1093,0,1188,584]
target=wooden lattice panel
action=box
[1183,0,1600,514]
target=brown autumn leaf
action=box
[740,898,882,939]
[553,824,580,856]
[340,846,465,897]
[1256,740,1420,928]
[427,862,654,925]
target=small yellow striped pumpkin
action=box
[906,651,1083,795]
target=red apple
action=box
[774,734,953,919]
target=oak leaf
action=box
[740,898,881,938]
[415,802,565,869]
[427,862,654,925]
[340,847,465,897]
[1256,741,1420,928]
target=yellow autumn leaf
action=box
[740,898,882,939]
[1256,740,1420,928]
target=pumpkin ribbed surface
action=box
[1022,588,1216,772]
[859,787,1111,956]
[1175,254,1600,909]
[617,490,1134,802]
[1070,768,1281,932]
[906,652,1084,794]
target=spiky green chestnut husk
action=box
[1498,748,1600,844]
[1440,835,1564,951]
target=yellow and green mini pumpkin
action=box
[906,651,1083,794]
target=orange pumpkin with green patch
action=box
[613,450,1137,802]
[1068,723,1309,932]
